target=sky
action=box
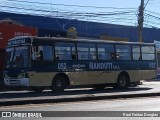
[0,0,160,28]
[53,0,140,8]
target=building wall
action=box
[0,11,160,43]
[0,23,37,49]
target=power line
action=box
[3,0,159,28]
[0,4,137,18]
[5,0,137,10]
[144,0,150,9]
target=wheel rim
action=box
[52,76,66,92]
[56,80,62,87]
[119,76,126,87]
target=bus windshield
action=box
[6,46,29,68]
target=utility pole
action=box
[138,0,144,42]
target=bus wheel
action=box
[52,76,66,93]
[31,87,45,92]
[114,74,129,89]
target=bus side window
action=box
[32,46,48,61]
[77,43,96,60]
[97,44,114,60]
[38,51,43,60]
[55,42,75,60]
[32,52,37,60]
[32,46,38,60]
[132,45,141,60]
[56,55,60,60]
[43,46,54,61]
[116,45,131,60]
[37,46,44,61]
[62,51,71,60]
[110,53,115,60]
[72,52,76,60]
[141,46,155,60]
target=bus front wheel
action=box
[51,76,66,93]
[114,74,129,89]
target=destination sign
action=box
[8,38,31,46]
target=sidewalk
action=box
[1,81,160,106]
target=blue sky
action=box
[0,0,160,28]
[39,0,158,11]
[53,0,140,8]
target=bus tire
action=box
[31,87,45,92]
[51,76,66,93]
[114,73,129,89]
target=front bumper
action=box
[4,78,29,87]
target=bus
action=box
[0,21,37,90]
[3,36,157,92]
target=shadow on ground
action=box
[0,86,152,99]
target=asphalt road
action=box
[1,96,160,111]
[1,81,160,106]
[0,97,160,120]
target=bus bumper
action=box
[4,78,29,87]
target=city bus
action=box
[4,36,157,92]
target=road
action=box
[0,97,160,120]
[1,96,160,111]
[1,81,160,106]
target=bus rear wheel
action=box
[114,74,129,89]
[51,76,66,93]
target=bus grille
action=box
[8,79,20,86]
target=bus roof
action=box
[8,36,155,46]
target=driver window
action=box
[32,46,54,61]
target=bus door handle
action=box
[74,68,83,72]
